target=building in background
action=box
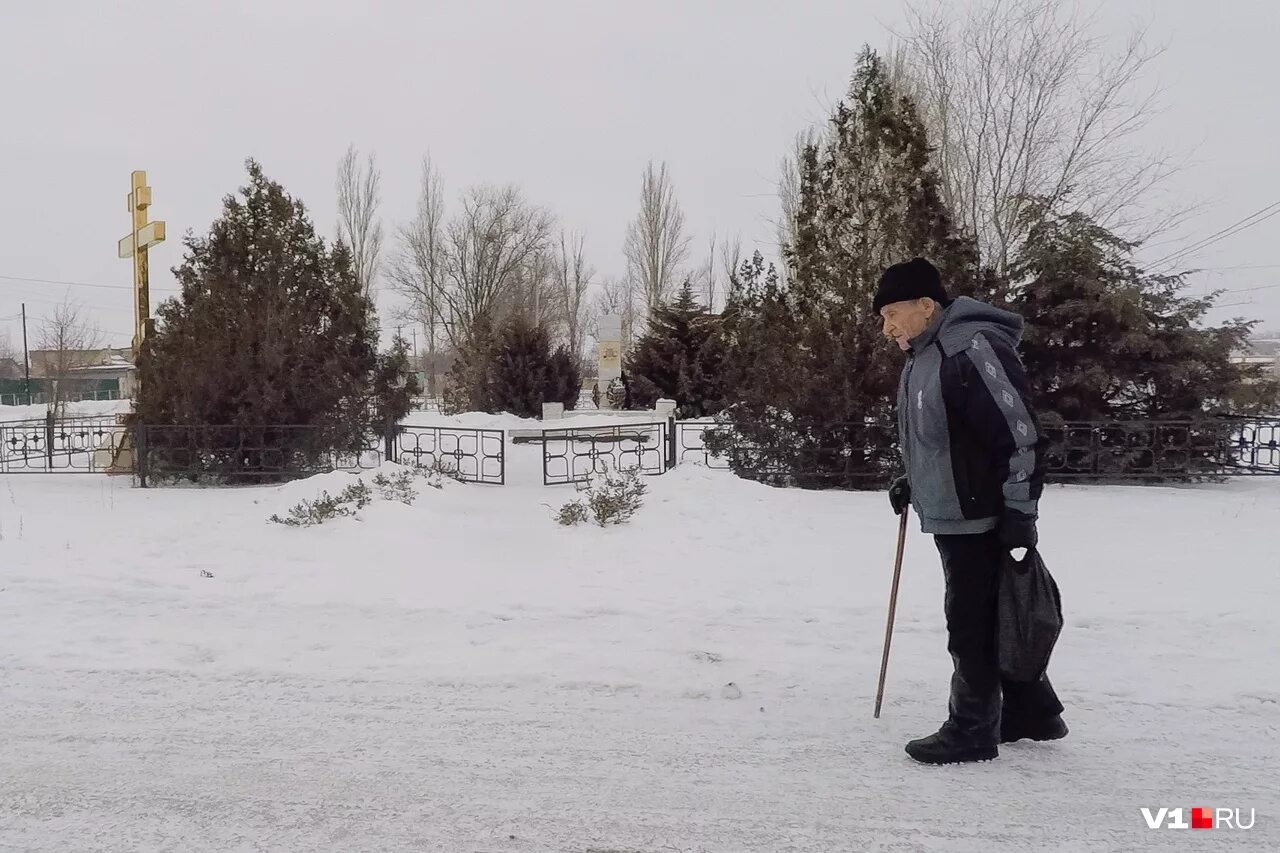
[1231,334,1280,380]
[0,347,133,405]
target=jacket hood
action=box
[921,296,1023,357]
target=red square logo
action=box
[1192,808,1214,829]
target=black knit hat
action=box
[872,258,950,314]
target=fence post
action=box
[384,416,397,465]
[136,424,149,488]
[44,409,55,470]
[667,416,677,471]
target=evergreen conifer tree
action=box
[1013,200,1275,421]
[370,334,423,429]
[626,279,725,417]
[444,314,580,417]
[718,49,992,486]
[135,160,378,480]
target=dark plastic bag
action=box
[997,548,1063,682]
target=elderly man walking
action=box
[876,258,1067,765]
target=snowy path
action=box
[1,462,1278,851]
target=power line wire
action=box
[1152,201,1280,268]
[1216,282,1280,296]
[1195,263,1280,272]
[0,273,179,292]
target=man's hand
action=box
[889,476,911,516]
[999,508,1038,551]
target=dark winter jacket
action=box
[897,297,1045,534]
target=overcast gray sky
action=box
[2,0,1278,355]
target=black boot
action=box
[906,671,1000,765]
[1001,714,1068,744]
[906,723,998,764]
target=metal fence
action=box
[394,425,505,485]
[543,416,1280,487]
[1040,418,1280,479]
[135,424,384,485]
[0,414,130,474]
[0,389,124,407]
[542,421,673,485]
[0,416,506,485]
[681,420,899,488]
[136,424,506,486]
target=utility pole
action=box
[21,302,30,400]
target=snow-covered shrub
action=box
[556,500,590,526]
[270,481,373,527]
[414,457,466,489]
[558,467,648,527]
[372,470,418,504]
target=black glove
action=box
[999,508,1039,551]
[888,476,911,516]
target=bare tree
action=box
[441,184,554,348]
[505,247,559,331]
[35,297,103,412]
[896,0,1179,275]
[697,232,718,313]
[0,331,16,366]
[388,156,448,395]
[553,231,595,366]
[718,233,742,309]
[623,161,690,313]
[336,144,385,299]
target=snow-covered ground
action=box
[0,399,131,423]
[2,429,1278,851]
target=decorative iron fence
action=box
[135,424,383,485]
[0,415,506,485]
[1040,418,1280,479]
[543,415,1280,487]
[683,416,1280,485]
[137,423,507,486]
[542,421,673,485]
[675,420,729,469]
[408,396,445,412]
[393,425,505,485]
[1229,417,1280,472]
[0,414,130,474]
[692,420,900,488]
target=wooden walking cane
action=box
[874,509,909,719]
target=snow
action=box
[403,407,677,432]
[0,398,131,423]
[2,444,1279,850]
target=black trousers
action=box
[933,531,1064,745]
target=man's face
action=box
[880,298,937,352]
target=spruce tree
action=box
[1012,201,1273,421]
[442,317,499,415]
[444,314,580,417]
[370,334,423,429]
[546,344,583,412]
[489,315,553,418]
[135,160,378,480]
[626,279,725,418]
[718,49,992,487]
